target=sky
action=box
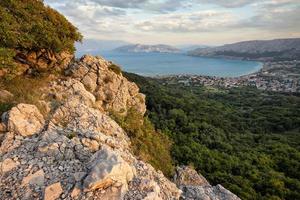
[45,0,300,45]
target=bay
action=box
[78,51,262,77]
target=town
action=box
[159,60,300,93]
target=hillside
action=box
[0,55,241,200]
[124,72,300,200]
[114,44,181,53]
[0,1,241,200]
[189,38,300,61]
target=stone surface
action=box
[1,158,19,173]
[176,167,241,200]
[44,182,63,200]
[66,55,146,115]
[7,104,45,136]
[174,166,209,187]
[83,145,135,192]
[22,169,45,186]
[0,122,6,132]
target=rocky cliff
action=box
[0,55,239,200]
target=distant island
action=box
[188,38,300,61]
[114,44,181,53]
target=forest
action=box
[124,72,300,200]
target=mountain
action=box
[114,44,181,53]
[177,44,211,52]
[0,55,240,200]
[75,39,130,57]
[188,38,300,61]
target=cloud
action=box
[135,11,237,33]
[236,2,300,31]
[89,0,149,9]
[44,0,300,44]
[193,0,257,8]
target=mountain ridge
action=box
[189,38,300,61]
[114,44,181,53]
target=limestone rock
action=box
[22,169,45,186]
[7,104,45,136]
[174,166,209,187]
[83,146,135,193]
[0,122,7,132]
[176,166,241,200]
[1,158,19,173]
[181,185,241,200]
[81,138,100,152]
[44,182,63,200]
[66,55,146,115]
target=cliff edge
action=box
[0,55,240,200]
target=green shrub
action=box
[0,0,82,71]
[108,64,122,75]
[110,108,174,177]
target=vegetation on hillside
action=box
[110,108,174,177]
[125,72,300,200]
[0,0,82,70]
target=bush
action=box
[108,64,122,75]
[110,108,174,177]
[0,0,82,70]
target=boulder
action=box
[176,166,241,200]
[44,182,63,200]
[1,158,19,173]
[7,104,45,136]
[174,166,209,187]
[181,185,241,200]
[83,146,135,193]
[21,169,45,186]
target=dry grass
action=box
[0,74,56,116]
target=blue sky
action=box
[45,0,300,45]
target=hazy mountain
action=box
[177,44,211,52]
[188,38,300,61]
[75,39,131,56]
[114,44,181,53]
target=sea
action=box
[76,51,262,77]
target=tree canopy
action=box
[0,0,82,53]
[0,0,82,71]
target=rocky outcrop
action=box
[65,55,146,115]
[0,55,238,200]
[7,104,45,137]
[174,166,210,187]
[176,166,241,200]
[0,50,74,78]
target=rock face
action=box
[65,55,146,115]
[83,146,135,193]
[7,104,45,137]
[176,166,241,200]
[0,55,239,200]
[0,50,74,78]
[174,166,210,187]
